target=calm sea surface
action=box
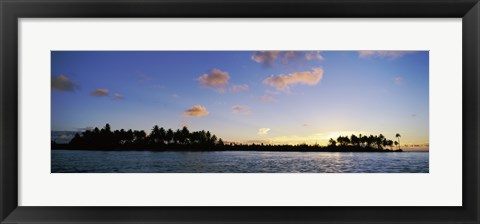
[51,150,428,173]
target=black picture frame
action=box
[1,0,479,223]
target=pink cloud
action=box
[263,67,324,91]
[198,69,230,93]
[251,51,281,66]
[232,105,252,115]
[282,51,302,64]
[90,89,109,97]
[252,51,325,66]
[181,105,209,117]
[52,75,79,91]
[253,94,277,103]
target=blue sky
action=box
[51,51,429,147]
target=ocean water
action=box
[51,150,428,173]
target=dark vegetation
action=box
[52,123,402,152]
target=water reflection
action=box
[52,150,429,173]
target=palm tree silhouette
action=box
[360,135,368,148]
[328,138,336,147]
[181,126,190,144]
[395,133,401,150]
[386,140,394,150]
[166,129,174,144]
[150,125,160,144]
[351,134,360,147]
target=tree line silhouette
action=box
[52,123,402,152]
[327,133,402,151]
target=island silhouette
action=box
[52,123,403,152]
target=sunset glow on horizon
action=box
[51,51,429,150]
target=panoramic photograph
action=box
[51,50,429,173]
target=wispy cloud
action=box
[52,75,79,91]
[393,76,403,85]
[282,51,302,64]
[358,51,413,59]
[251,51,281,67]
[252,51,325,67]
[305,51,325,61]
[113,92,124,100]
[253,94,277,103]
[182,105,209,117]
[258,128,271,135]
[232,105,252,115]
[263,67,324,91]
[90,89,109,97]
[171,94,180,98]
[229,84,249,93]
[136,72,152,83]
[198,69,230,93]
